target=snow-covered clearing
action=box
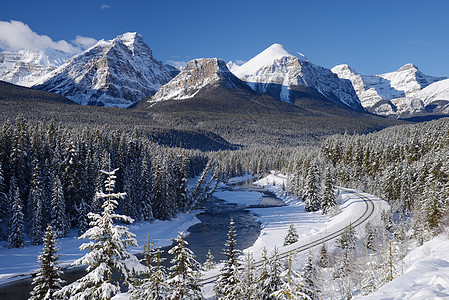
[360,233,449,299]
[0,213,200,285]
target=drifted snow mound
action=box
[332,63,448,118]
[33,32,178,107]
[362,234,449,299]
[0,48,72,87]
[231,43,364,112]
[149,58,249,102]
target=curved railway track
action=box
[199,188,376,285]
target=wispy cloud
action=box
[235,59,246,65]
[0,20,97,54]
[101,4,111,10]
[72,35,97,49]
[167,60,188,70]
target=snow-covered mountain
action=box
[231,44,365,112]
[33,32,178,107]
[0,48,72,87]
[149,58,251,103]
[332,63,448,118]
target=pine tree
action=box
[336,223,356,251]
[317,244,329,268]
[303,165,321,212]
[0,162,8,239]
[167,231,204,300]
[140,155,153,221]
[56,167,147,300]
[50,174,68,238]
[364,222,376,251]
[29,225,65,300]
[240,252,258,300]
[131,236,168,300]
[7,185,24,248]
[29,159,44,245]
[302,252,319,299]
[203,249,215,271]
[270,252,312,300]
[321,169,337,214]
[283,220,299,246]
[215,217,242,299]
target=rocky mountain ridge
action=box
[332,63,448,118]
[33,32,178,107]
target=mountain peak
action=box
[397,63,418,72]
[331,64,359,75]
[111,32,150,57]
[149,57,249,103]
[236,44,307,75]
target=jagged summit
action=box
[149,58,250,103]
[397,63,418,72]
[33,32,178,107]
[0,48,72,87]
[332,62,448,118]
[231,44,363,111]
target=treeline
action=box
[0,116,209,247]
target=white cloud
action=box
[72,35,97,50]
[167,60,188,70]
[101,4,111,10]
[235,59,246,65]
[0,20,96,54]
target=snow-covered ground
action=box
[360,233,449,299]
[201,172,390,298]
[0,213,200,285]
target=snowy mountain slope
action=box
[231,44,364,112]
[0,48,72,87]
[149,58,252,103]
[332,63,448,118]
[33,32,178,107]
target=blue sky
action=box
[1,0,449,76]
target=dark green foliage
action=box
[29,225,65,300]
[7,185,24,248]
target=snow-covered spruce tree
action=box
[29,159,44,245]
[317,244,329,268]
[321,169,337,215]
[271,252,312,300]
[131,236,168,300]
[167,231,204,300]
[8,185,25,248]
[302,252,319,299]
[203,249,215,271]
[50,174,68,238]
[0,162,7,239]
[364,222,376,251]
[303,165,321,212]
[283,219,299,246]
[336,223,356,251]
[240,252,258,300]
[258,247,284,300]
[214,217,242,299]
[139,154,153,221]
[29,225,65,300]
[56,167,147,300]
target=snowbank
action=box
[361,234,449,299]
[0,213,200,285]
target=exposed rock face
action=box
[231,44,364,112]
[149,58,250,103]
[0,49,71,87]
[332,63,447,118]
[33,32,178,107]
